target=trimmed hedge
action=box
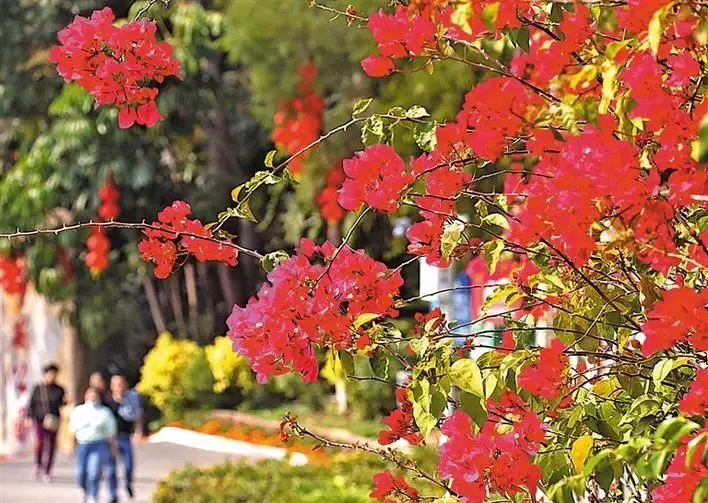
[153,455,387,503]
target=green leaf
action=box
[697,113,708,164]
[648,449,670,479]
[361,115,390,145]
[481,239,504,274]
[686,431,708,470]
[352,98,373,117]
[652,357,692,387]
[692,478,708,503]
[484,373,498,399]
[599,60,617,115]
[483,212,510,230]
[440,221,465,261]
[410,379,445,436]
[655,416,699,444]
[460,391,487,428]
[584,449,614,477]
[481,284,517,313]
[353,312,380,329]
[260,250,289,272]
[405,105,430,119]
[647,5,670,56]
[230,184,244,203]
[571,435,594,474]
[414,121,438,152]
[371,352,389,380]
[339,351,355,379]
[449,359,484,397]
[264,149,277,168]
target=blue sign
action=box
[451,272,471,346]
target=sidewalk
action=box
[0,441,246,503]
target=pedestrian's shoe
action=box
[110,498,119,503]
[42,473,52,483]
[32,466,40,480]
[126,485,134,499]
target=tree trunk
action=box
[184,264,199,340]
[328,222,349,415]
[167,275,187,338]
[142,275,166,334]
[217,263,237,309]
[196,263,215,337]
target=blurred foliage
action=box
[222,0,477,247]
[154,454,387,503]
[0,0,266,369]
[205,335,255,393]
[137,332,214,419]
[155,449,443,503]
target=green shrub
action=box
[137,332,214,419]
[153,455,387,503]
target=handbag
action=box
[39,385,60,432]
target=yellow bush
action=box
[205,336,255,393]
[137,332,214,418]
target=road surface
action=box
[0,442,244,502]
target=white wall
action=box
[0,287,63,455]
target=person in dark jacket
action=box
[105,374,144,502]
[27,362,66,482]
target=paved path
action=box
[0,442,245,503]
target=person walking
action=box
[89,371,109,403]
[106,374,143,502]
[27,362,66,482]
[69,387,118,503]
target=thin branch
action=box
[0,220,264,259]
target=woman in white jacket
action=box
[69,387,117,503]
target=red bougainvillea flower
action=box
[652,429,708,503]
[518,338,569,401]
[49,7,181,129]
[641,287,708,356]
[412,307,447,338]
[370,470,419,502]
[316,161,347,224]
[679,368,708,418]
[0,256,26,295]
[379,388,423,446]
[138,201,238,279]
[361,55,396,77]
[438,410,544,502]
[339,145,413,213]
[271,62,324,175]
[227,239,403,383]
[508,127,656,266]
[456,77,538,161]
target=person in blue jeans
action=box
[69,387,117,503]
[105,375,144,502]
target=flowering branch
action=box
[0,220,264,260]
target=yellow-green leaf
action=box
[652,357,692,387]
[440,221,465,260]
[353,312,379,329]
[450,359,484,398]
[352,98,373,117]
[483,213,510,230]
[571,435,594,474]
[264,149,277,168]
[647,5,671,55]
[599,61,617,115]
[230,184,244,203]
